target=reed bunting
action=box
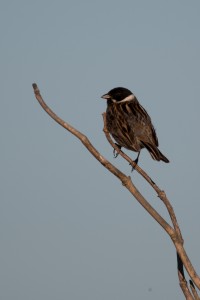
[101,87,169,164]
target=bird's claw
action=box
[130,152,140,172]
[113,144,121,158]
[113,149,119,158]
[130,158,138,172]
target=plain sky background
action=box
[1,1,200,299]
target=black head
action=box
[101,87,133,102]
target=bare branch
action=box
[32,83,200,294]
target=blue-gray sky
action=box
[1,1,200,299]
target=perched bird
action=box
[101,87,169,164]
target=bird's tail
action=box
[142,142,169,163]
[157,148,170,163]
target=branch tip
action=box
[32,83,40,94]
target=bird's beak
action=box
[101,93,111,99]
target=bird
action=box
[101,87,169,164]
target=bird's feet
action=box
[130,152,140,172]
[113,144,121,158]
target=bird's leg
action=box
[113,144,121,158]
[130,151,140,171]
[134,151,140,164]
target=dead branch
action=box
[32,83,200,298]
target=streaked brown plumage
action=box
[101,87,169,163]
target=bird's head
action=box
[101,87,135,103]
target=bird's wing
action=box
[126,101,159,147]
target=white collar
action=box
[112,94,135,103]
